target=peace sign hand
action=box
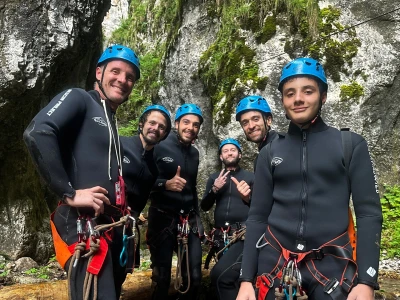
[231,176,251,202]
[212,169,230,193]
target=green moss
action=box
[255,16,277,44]
[198,1,272,126]
[339,81,364,102]
[109,0,185,130]
[282,4,361,82]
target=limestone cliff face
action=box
[1,0,399,259]
[159,0,400,188]
[0,0,110,261]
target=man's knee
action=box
[151,266,171,287]
[190,266,202,287]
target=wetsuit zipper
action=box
[297,131,308,248]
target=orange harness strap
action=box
[256,228,357,300]
[50,212,109,274]
[50,212,74,269]
[348,208,357,261]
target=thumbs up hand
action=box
[166,166,187,192]
[231,176,251,203]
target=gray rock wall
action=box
[0,0,111,262]
[1,0,399,259]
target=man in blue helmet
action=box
[236,95,277,153]
[201,138,254,300]
[147,103,204,300]
[237,58,382,300]
[23,44,140,300]
[120,104,171,270]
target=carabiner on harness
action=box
[119,216,136,267]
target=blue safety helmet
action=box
[235,96,272,121]
[278,57,327,92]
[219,138,241,153]
[97,44,141,80]
[175,104,203,124]
[139,104,172,140]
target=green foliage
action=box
[380,185,400,258]
[0,270,9,277]
[24,266,50,279]
[137,260,151,271]
[198,1,271,126]
[109,0,185,130]
[284,5,361,82]
[339,81,364,102]
[0,262,5,269]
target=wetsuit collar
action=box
[288,116,329,135]
[258,130,278,151]
[133,135,154,158]
[225,166,241,174]
[170,130,192,148]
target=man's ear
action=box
[321,92,327,105]
[266,116,272,127]
[95,66,103,81]
[219,154,223,162]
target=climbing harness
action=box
[215,226,246,261]
[221,226,230,254]
[119,216,136,267]
[273,257,308,300]
[255,227,357,300]
[52,212,136,300]
[174,215,191,294]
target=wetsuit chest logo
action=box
[92,117,108,127]
[123,156,130,164]
[162,157,174,163]
[271,157,283,166]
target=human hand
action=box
[231,176,251,202]
[236,282,256,300]
[166,166,187,192]
[212,169,230,193]
[347,283,374,300]
[64,186,110,216]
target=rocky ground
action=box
[0,252,399,298]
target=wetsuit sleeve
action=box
[152,178,167,190]
[200,176,217,211]
[23,89,86,200]
[240,146,274,282]
[350,137,382,288]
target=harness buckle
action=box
[323,278,339,294]
[312,248,324,260]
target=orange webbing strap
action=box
[50,212,76,269]
[347,208,357,261]
[256,274,274,300]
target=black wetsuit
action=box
[201,167,254,300]
[147,132,203,300]
[240,118,383,299]
[121,135,158,219]
[23,88,126,300]
[121,135,158,269]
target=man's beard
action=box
[223,156,240,168]
[142,131,160,145]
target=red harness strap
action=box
[256,227,357,300]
